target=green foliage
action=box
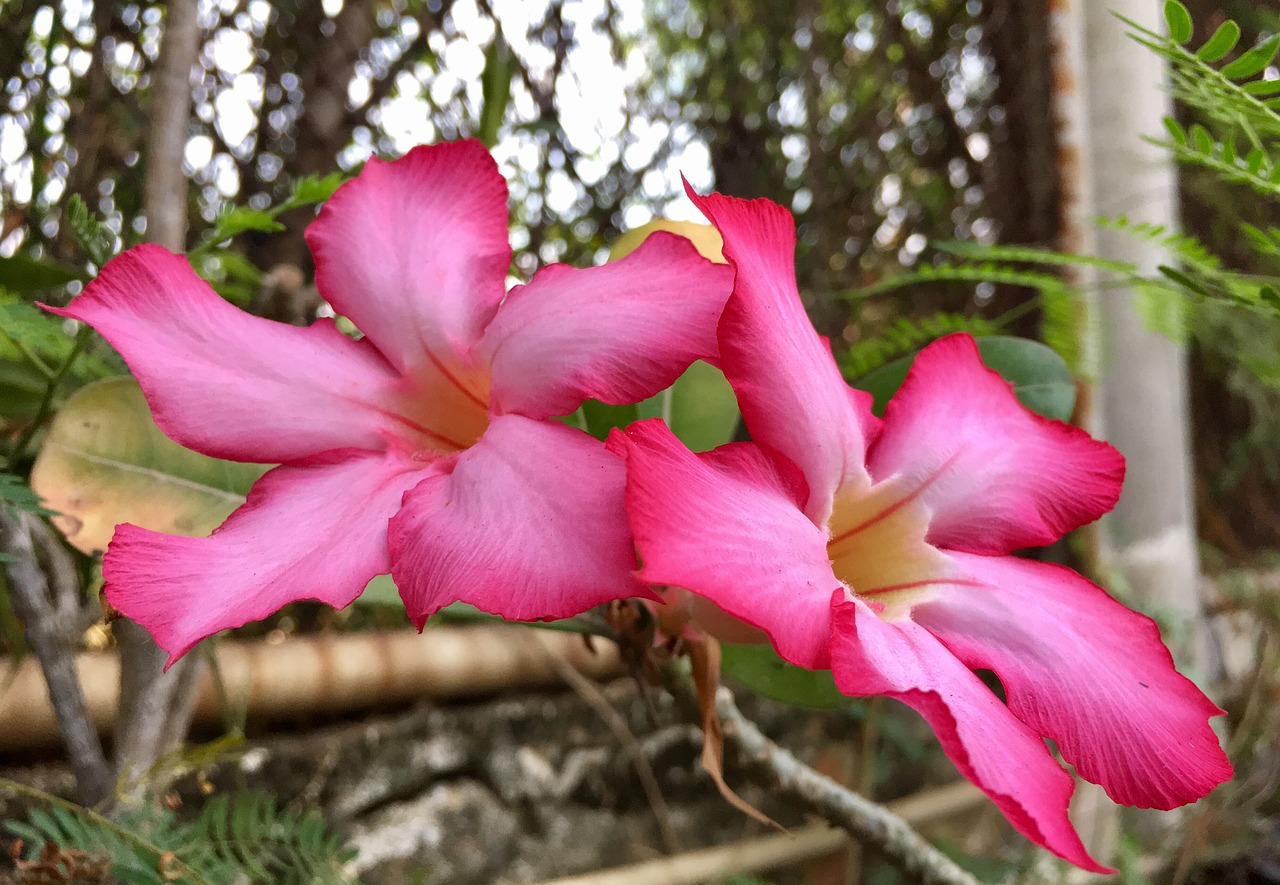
[0,255,85,294]
[4,788,356,885]
[852,336,1078,422]
[1101,216,1280,321]
[0,472,54,520]
[841,313,1000,379]
[0,300,115,383]
[0,471,54,562]
[209,207,286,242]
[721,643,847,710]
[189,793,356,884]
[192,173,347,257]
[0,299,117,464]
[65,195,117,269]
[1164,0,1194,44]
[479,35,514,148]
[182,172,346,303]
[849,261,1069,302]
[282,173,347,211]
[1128,4,1280,202]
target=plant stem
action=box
[6,324,93,470]
[665,669,981,885]
[0,511,112,805]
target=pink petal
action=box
[305,140,512,374]
[103,449,429,666]
[830,594,1108,872]
[868,333,1124,554]
[388,415,652,627]
[685,186,878,523]
[48,245,408,463]
[913,553,1232,809]
[609,418,837,669]
[480,232,732,419]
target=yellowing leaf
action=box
[30,376,268,553]
[609,219,725,264]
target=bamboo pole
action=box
[0,626,621,752]
[536,781,985,885]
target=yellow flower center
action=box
[825,474,957,616]
[391,355,493,457]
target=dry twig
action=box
[533,633,682,855]
[664,666,981,885]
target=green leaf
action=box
[1161,116,1187,144]
[1136,279,1190,342]
[65,196,117,268]
[0,255,86,293]
[1242,76,1280,95]
[478,35,514,148]
[1157,263,1204,293]
[285,172,346,208]
[1189,123,1214,153]
[29,377,268,554]
[210,207,285,243]
[1196,19,1241,61]
[637,361,740,453]
[0,472,55,518]
[1163,0,1193,44]
[1247,147,1266,174]
[1221,33,1280,79]
[721,643,849,710]
[852,336,1077,422]
[580,399,639,441]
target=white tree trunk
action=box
[1082,0,1209,680]
[1050,0,1213,867]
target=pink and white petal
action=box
[867,333,1123,555]
[609,418,838,669]
[481,232,732,419]
[305,140,512,373]
[830,594,1107,873]
[913,553,1232,809]
[103,449,430,666]
[685,186,877,523]
[48,245,407,463]
[388,415,652,627]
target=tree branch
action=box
[141,0,200,251]
[666,669,980,885]
[113,0,207,805]
[1,512,111,806]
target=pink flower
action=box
[51,140,732,665]
[609,190,1232,871]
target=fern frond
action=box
[932,241,1136,274]
[850,262,1070,299]
[1040,287,1088,374]
[2,779,355,885]
[2,782,215,885]
[188,791,355,885]
[841,313,1000,378]
[1155,119,1280,199]
[1097,217,1222,269]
